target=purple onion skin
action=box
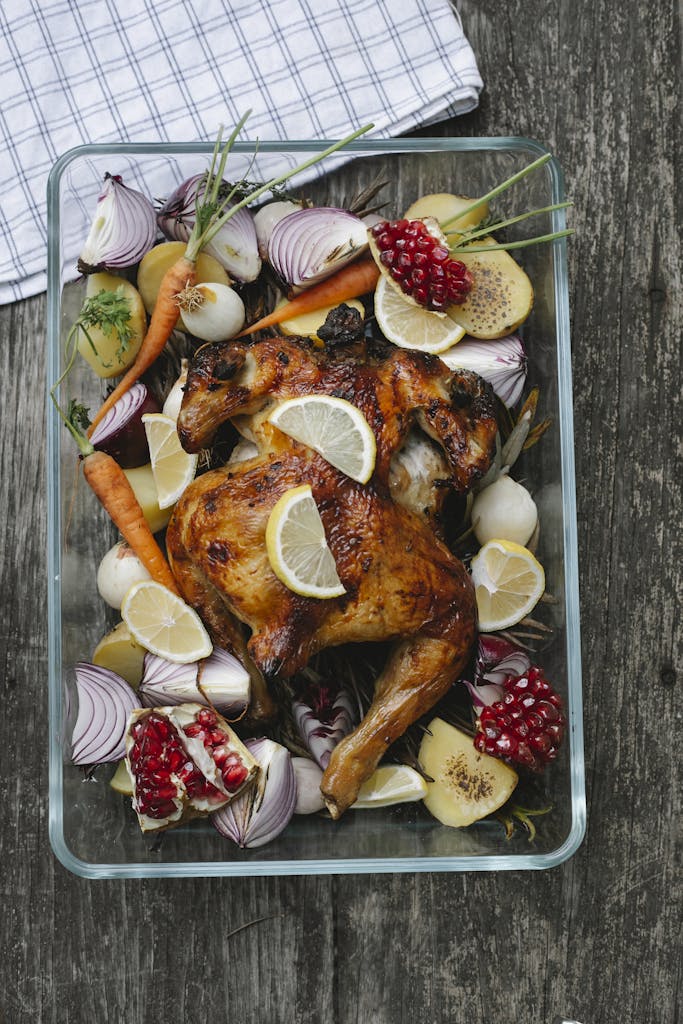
[78,174,156,275]
[89,382,159,468]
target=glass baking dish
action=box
[46,137,585,877]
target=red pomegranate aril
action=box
[223,763,249,790]
[197,708,218,727]
[212,744,229,766]
[207,729,225,747]
[184,723,207,741]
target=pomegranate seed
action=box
[222,763,248,791]
[197,708,218,727]
[184,723,207,741]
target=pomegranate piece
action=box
[125,703,259,833]
[369,217,473,311]
[474,667,566,772]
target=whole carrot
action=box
[236,257,380,338]
[86,116,374,432]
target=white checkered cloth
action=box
[0,0,482,304]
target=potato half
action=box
[78,272,146,378]
[419,717,518,827]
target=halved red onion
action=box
[439,335,527,407]
[476,635,532,685]
[78,173,156,274]
[157,173,260,282]
[268,207,368,292]
[71,662,139,765]
[253,200,303,258]
[89,381,159,468]
[291,757,325,814]
[211,737,296,848]
[464,636,533,709]
[138,646,250,718]
[293,686,356,770]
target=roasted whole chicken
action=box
[166,334,497,817]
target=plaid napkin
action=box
[0,0,482,304]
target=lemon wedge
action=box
[265,484,345,599]
[268,394,376,484]
[374,274,466,354]
[353,764,428,808]
[92,620,146,688]
[142,413,198,509]
[121,580,213,663]
[469,539,545,632]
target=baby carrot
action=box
[87,255,194,434]
[82,450,180,594]
[237,257,380,337]
[49,381,179,593]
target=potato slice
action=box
[277,297,365,343]
[136,241,231,331]
[448,240,534,339]
[78,272,146,378]
[403,192,489,232]
[122,463,172,534]
[419,718,518,827]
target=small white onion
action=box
[96,541,151,609]
[291,757,325,814]
[178,282,245,342]
[254,200,303,259]
[471,474,538,546]
[162,360,189,422]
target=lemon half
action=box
[374,274,466,354]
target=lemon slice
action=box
[121,580,213,663]
[470,539,545,632]
[265,484,345,599]
[353,764,428,808]
[374,274,466,354]
[142,413,198,509]
[268,395,376,484]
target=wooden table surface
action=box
[2,1,680,1021]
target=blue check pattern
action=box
[0,0,482,303]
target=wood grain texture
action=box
[1,0,681,1021]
